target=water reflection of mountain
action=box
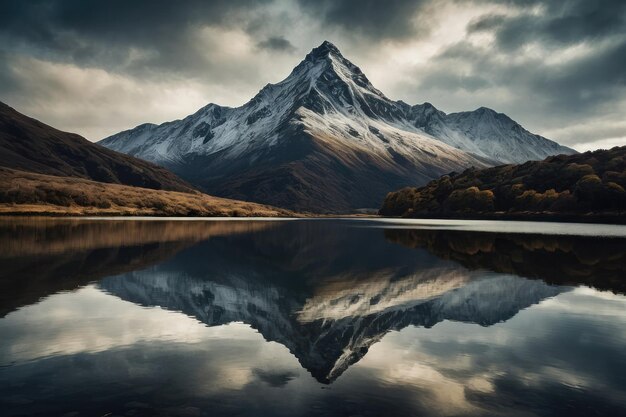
[7,219,622,383]
[98,221,566,383]
[384,229,626,294]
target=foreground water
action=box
[1,218,626,417]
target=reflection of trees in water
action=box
[0,218,276,257]
[0,219,277,317]
[385,229,626,294]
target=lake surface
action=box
[1,218,626,417]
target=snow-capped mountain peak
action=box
[308,40,341,58]
[246,40,392,123]
[99,41,575,212]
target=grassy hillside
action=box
[0,167,294,217]
[0,101,194,192]
[380,146,626,220]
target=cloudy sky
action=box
[0,0,624,151]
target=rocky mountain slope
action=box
[0,101,193,192]
[100,41,574,212]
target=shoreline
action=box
[0,206,624,225]
[384,212,626,225]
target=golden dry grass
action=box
[0,167,297,217]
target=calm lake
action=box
[1,218,626,417]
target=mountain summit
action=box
[100,41,575,212]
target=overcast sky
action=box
[1,0,624,151]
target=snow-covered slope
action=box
[100,41,575,212]
[407,104,573,164]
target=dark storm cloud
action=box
[469,0,626,50]
[531,41,626,107]
[420,37,626,115]
[297,0,431,40]
[0,0,273,77]
[461,0,626,104]
[0,0,624,148]
[397,0,626,147]
[417,71,491,93]
[0,52,18,96]
[257,36,296,53]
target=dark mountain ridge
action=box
[0,101,194,192]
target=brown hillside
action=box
[0,101,193,192]
[0,167,294,217]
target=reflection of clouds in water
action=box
[0,290,314,416]
[354,286,626,414]
[253,369,299,388]
[1,283,626,416]
[0,286,259,364]
[540,287,626,319]
[386,362,481,415]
